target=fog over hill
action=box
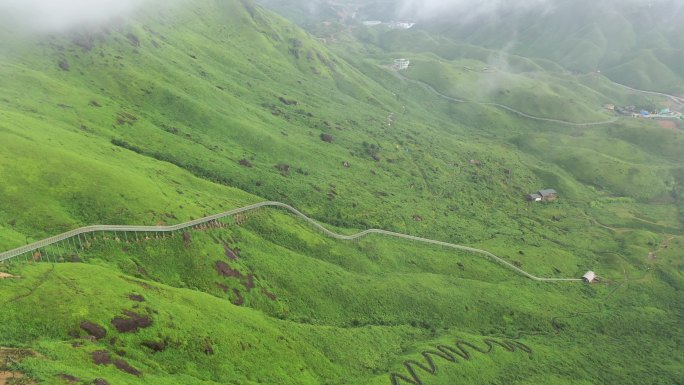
[258,0,684,93]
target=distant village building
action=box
[583,271,597,283]
[393,59,410,70]
[387,21,416,29]
[526,189,558,202]
[362,20,382,26]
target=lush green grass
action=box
[0,0,683,384]
[2,209,682,384]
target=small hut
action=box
[582,271,597,283]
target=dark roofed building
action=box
[526,193,542,202]
[526,189,558,202]
[539,189,558,201]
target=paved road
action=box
[0,201,583,282]
[394,72,619,126]
[607,78,684,105]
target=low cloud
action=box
[0,0,146,33]
[396,0,555,21]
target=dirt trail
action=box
[0,273,19,279]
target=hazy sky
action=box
[0,0,145,32]
[397,0,554,20]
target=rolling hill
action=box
[0,0,683,384]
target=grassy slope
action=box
[0,0,683,384]
[2,209,683,384]
[423,0,684,94]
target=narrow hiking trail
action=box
[0,201,584,283]
[393,72,619,126]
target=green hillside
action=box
[1,0,683,384]
[419,0,684,94]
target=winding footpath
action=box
[394,72,619,126]
[0,201,582,282]
[607,79,684,105]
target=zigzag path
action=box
[0,201,584,282]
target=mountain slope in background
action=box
[0,0,683,384]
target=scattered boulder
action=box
[80,321,107,340]
[320,133,333,143]
[92,350,112,365]
[111,311,152,333]
[89,100,102,107]
[342,161,350,168]
[113,359,142,376]
[413,215,423,222]
[238,158,252,168]
[93,379,110,385]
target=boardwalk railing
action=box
[0,201,584,282]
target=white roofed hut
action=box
[582,271,597,283]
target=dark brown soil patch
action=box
[128,294,145,302]
[278,96,298,106]
[202,338,214,355]
[238,159,252,168]
[275,163,291,176]
[261,288,277,301]
[232,288,244,306]
[141,340,166,353]
[80,321,106,340]
[126,33,140,47]
[120,277,159,292]
[58,59,70,71]
[113,359,141,376]
[215,261,241,278]
[244,274,255,291]
[93,379,110,385]
[111,311,152,333]
[58,374,80,383]
[223,244,240,260]
[216,283,229,293]
[92,350,111,365]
